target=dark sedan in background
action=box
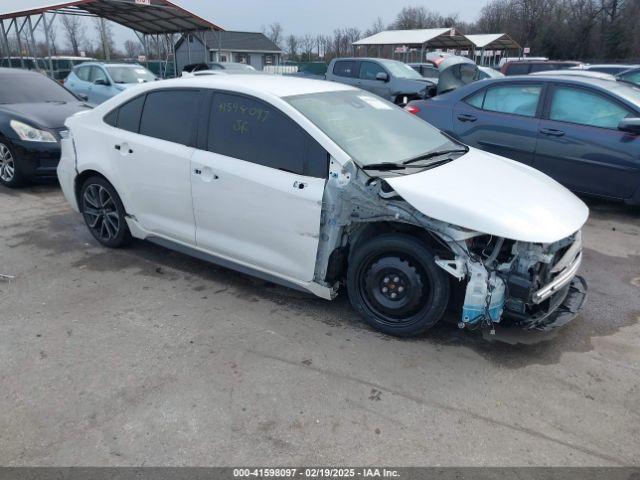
[406,75,640,205]
[0,68,91,188]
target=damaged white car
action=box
[57,75,589,337]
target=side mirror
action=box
[94,78,109,86]
[376,72,389,82]
[618,117,640,135]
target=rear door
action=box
[329,60,360,88]
[452,81,544,165]
[103,89,203,244]
[534,84,640,199]
[190,91,327,282]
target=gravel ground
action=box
[1,183,639,466]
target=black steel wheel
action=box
[347,233,450,337]
[80,176,132,248]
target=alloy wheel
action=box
[82,184,121,243]
[0,143,15,183]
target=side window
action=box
[333,61,357,78]
[208,93,327,177]
[359,61,386,80]
[104,94,146,132]
[549,87,632,129]
[530,63,554,73]
[483,84,542,117]
[464,90,485,109]
[76,66,90,81]
[619,70,640,86]
[89,66,108,83]
[139,90,201,145]
[506,63,529,75]
[422,66,439,79]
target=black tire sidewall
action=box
[80,176,132,248]
[347,233,450,337]
[0,138,26,188]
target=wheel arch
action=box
[74,169,128,213]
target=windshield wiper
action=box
[403,148,469,166]
[362,162,437,171]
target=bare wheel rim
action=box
[82,184,120,242]
[0,143,15,182]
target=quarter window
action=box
[359,61,386,80]
[549,87,632,129]
[208,93,327,177]
[103,94,146,132]
[464,90,485,108]
[333,61,357,78]
[482,84,542,117]
[75,66,90,81]
[139,90,202,145]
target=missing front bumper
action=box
[527,276,588,331]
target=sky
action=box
[110,0,488,47]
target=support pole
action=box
[27,16,39,71]
[142,33,150,68]
[41,13,54,78]
[99,18,110,61]
[13,19,26,69]
[0,20,11,66]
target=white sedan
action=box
[57,75,588,337]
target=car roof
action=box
[143,74,355,98]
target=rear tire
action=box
[0,140,26,188]
[80,176,132,248]
[347,234,450,337]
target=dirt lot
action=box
[1,183,639,467]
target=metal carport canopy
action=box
[465,33,521,50]
[0,0,223,34]
[353,28,473,49]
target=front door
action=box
[453,82,544,166]
[358,61,390,99]
[191,92,327,282]
[534,84,640,199]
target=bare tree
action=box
[264,22,284,49]
[124,39,142,59]
[365,17,386,37]
[94,18,115,60]
[285,34,299,61]
[61,14,86,56]
[300,34,315,61]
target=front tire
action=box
[0,140,26,188]
[80,176,132,248]
[347,234,450,337]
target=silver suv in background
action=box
[326,57,435,105]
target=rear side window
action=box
[104,94,146,132]
[208,92,327,178]
[464,90,485,108]
[549,87,632,129]
[530,63,555,73]
[482,84,542,117]
[333,61,357,78]
[506,63,530,75]
[139,90,202,145]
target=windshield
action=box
[286,90,458,167]
[106,66,155,84]
[380,60,425,80]
[0,72,77,104]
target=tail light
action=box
[404,104,421,115]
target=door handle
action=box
[457,114,477,123]
[115,144,133,154]
[293,181,307,190]
[195,167,218,181]
[540,128,565,137]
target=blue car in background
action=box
[64,62,156,105]
[406,75,640,205]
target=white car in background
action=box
[57,76,588,337]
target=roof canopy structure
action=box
[0,0,222,34]
[465,33,521,51]
[353,28,473,50]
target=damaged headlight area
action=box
[438,231,587,332]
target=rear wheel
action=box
[347,234,450,337]
[80,176,132,248]
[0,140,26,188]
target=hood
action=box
[1,102,91,129]
[437,56,480,95]
[385,148,589,244]
[393,77,433,94]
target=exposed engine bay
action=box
[314,158,587,331]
